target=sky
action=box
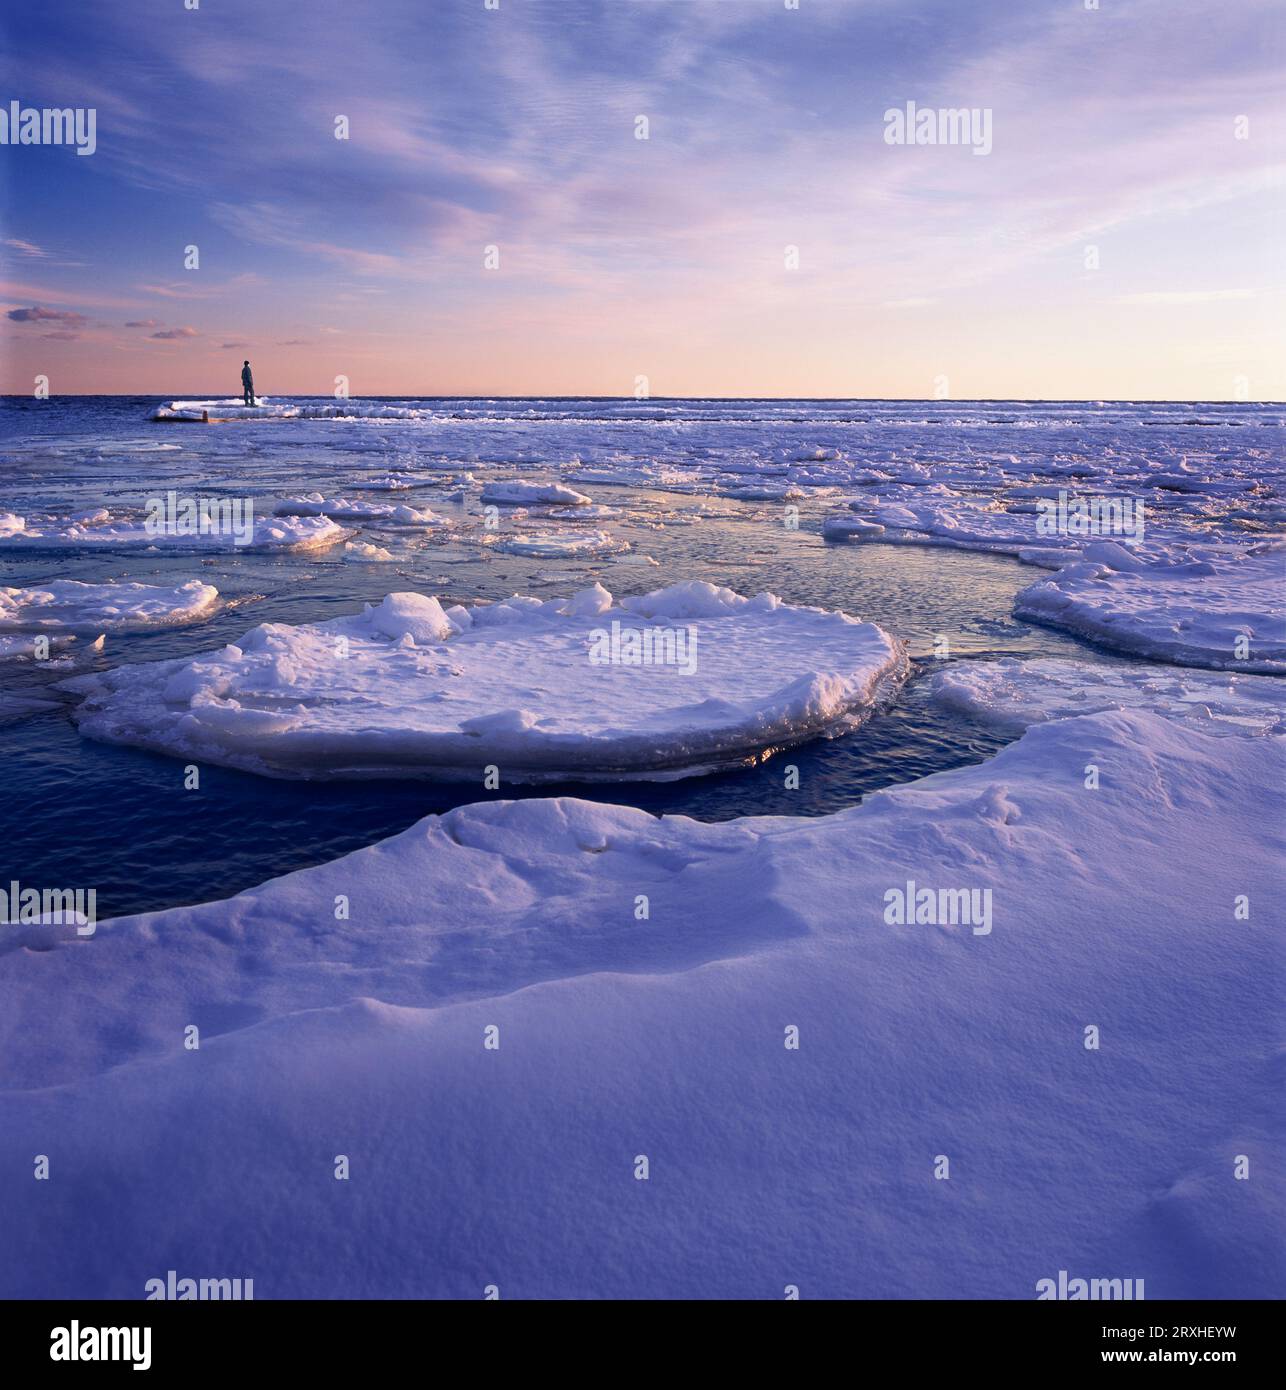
[1,0,1282,399]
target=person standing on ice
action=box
[241,360,255,406]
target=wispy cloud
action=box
[2,0,1281,396]
[7,306,88,324]
[3,238,49,259]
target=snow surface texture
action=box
[0,705,1279,1298]
[932,657,1286,735]
[0,579,220,634]
[1015,543,1286,673]
[60,582,907,782]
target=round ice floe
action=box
[60,580,907,781]
[0,579,220,633]
[933,657,1286,735]
[1014,542,1286,672]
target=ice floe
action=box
[347,474,419,491]
[0,579,220,633]
[1014,542,1286,672]
[0,511,348,554]
[933,657,1285,734]
[480,481,591,507]
[273,494,447,527]
[274,494,400,520]
[822,515,886,541]
[342,542,396,563]
[59,581,907,781]
[489,529,629,559]
[828,497,1079,559]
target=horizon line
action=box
[3,394,1283,406]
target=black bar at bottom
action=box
[3,1297,1273,1374]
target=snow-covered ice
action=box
[823,515,887,542]
[0,579,220,634]
[59,582,907,782]
[1014,542,1286,672]
[342,541,396,563]
[0,511,349,554]
[0,704,1279,1298]
[831,496,1080,559]
[347,474,419,491]
[2,395,1280,1299]
[933,656,1285,734]
[274,494,400,520]
[480,481,591,507]
[273,494,447,527]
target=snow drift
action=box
[0,704,1279,1298]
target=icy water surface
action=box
[1,396,1276,917]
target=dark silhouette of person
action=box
[241,360,255,406]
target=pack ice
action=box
[59,581,907,781]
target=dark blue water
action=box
[0,395,1224,918]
